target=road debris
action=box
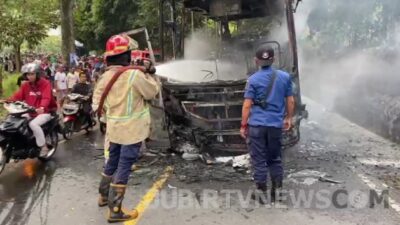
[176,142,200,154]
[199,152,216,165]
[182,152,200,161]
[215,154,251,168]
[288,169,343,186]
[167,184,177,189]
[318,177,344,184]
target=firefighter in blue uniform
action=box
[240,45,295,203]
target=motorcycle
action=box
[62,93,96,139]
[0,101,60,175]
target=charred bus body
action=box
[159,0,307,154]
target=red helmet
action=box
[104,34,134,58]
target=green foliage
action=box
[0,0,59,71]
[74,0,96,50]
[133,0,160,47]
[30,36,62,54]
[74,0,207,55]
[2,72,19,98]
[75,0,140,51]
[233,17,277,39]
[0,0,59,49]
[305,0,400,54]
[0,72,19,119]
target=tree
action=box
[74,0,204,56]
[74,0,96,50]
[29,36,62,54]
[135,0,205,57]
[305,0,400,55]
[133,0,161,47]
[60,0,75,66]
[75,0,139,51]
[0,0,58,71]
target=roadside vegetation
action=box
[0,70,19,119]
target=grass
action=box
[0,71,20,119]
[2,72,19,98]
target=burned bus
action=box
[157,0,307,154]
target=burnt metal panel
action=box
[184,0,283,20]
[209,0,242,17]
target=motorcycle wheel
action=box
[63,121,74,140]
[85,118,97,133]
[0,146,6,175]
[39,129,59,161]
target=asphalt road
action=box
[0,97,400,225]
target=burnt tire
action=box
[38,129,59,161]
[63,121,74,140]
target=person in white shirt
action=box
[54,65,68,108]
[67,67,79,93]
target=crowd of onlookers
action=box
[0,56,17,73]
[0,53,106,109]
[1,54,105,85]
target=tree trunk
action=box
[60,0,75,67]
[14,44,22,73]
[0,65,3,97]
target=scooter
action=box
[0,101,60,175]
[62,93,96,139]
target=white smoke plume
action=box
[295,0,400,141]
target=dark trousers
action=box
[248,126,283,184]
[85,113,93,126]
[103,142,141,184]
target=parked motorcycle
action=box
[0,101,60,175]
[62,93,96,139]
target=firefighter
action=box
[93,34,160,223]
[103,55,157,165]
[240,45,295,203]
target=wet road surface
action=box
[0,97,400,225]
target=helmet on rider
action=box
[21,63,41,83]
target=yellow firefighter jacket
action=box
[93,66,160,145]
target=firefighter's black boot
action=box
[107,184,138,223]
[251,183,268,205]
[98,173,112,207]
[271,180,283,203]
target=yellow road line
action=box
[124,166,174,225]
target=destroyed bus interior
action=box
[158,0,307,155]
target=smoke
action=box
[156,59,247,82]
[296,0,400,141]
[156,16,291,83]
[183,30,218,60]
[156,30,247,82]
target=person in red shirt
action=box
[8,63,57,156]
